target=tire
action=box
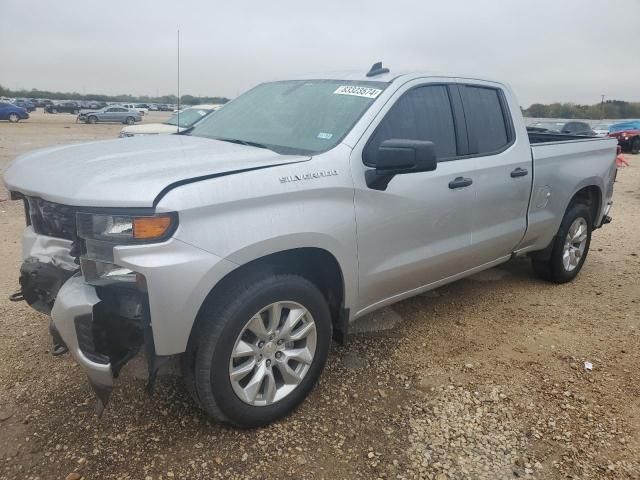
[187,273,332,427]
[531,203,592,283]
[631,137,640,155]
[51,108,57,114]
[8,113,20,123]
[125,116,135,125]
[87,115,98,124]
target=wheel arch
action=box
[568,184,602,226]
[530,183,601,262]
[193,246,349,347]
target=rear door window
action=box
[459,85,512,155]
[365,85,458,163]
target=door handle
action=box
[448,177,473,189]
[510,167,529,178]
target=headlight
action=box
[76,211,176,287]
[76,212,178,243]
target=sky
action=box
[1,0,639,107]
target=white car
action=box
[592,122,612,137]
[119,104,223,137]
[121,103,148,115]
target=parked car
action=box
[592,122,613,137]
[119,104,223,137]
[33,99,53,108]
[148,104,159,111]
[157,104,171,111]
[528,120,595,136]
[77,106,142,124]
[0,102,29,122]
[608,120,640,154]
[121,103,148,115]
[45,101,80,114]
[13,99,36,113]
[4,65,617,427]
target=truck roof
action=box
[284,70,505,86]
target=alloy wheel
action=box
[228,301,317,406]
[562,217,588,271]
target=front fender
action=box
[224,233,357,316]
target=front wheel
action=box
[87,115,98,124]
[631,137,640,155]
[531,203,592,283]
[8,113,20,123]
[125,116,135,125]
[187,274,332,427]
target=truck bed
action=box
[517,134,618,255]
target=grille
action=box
[25,197,78,241]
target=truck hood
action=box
[4,135,310,208]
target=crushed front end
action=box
[11,195,174,415]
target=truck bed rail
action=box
[528,132,602,144]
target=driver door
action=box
[351,80,478,313]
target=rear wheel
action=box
[531,203,592,283]
[125,116,135,125]
[186,273,332,427]
[8,113,20,123]
[631,137,640,155]
[88,115,98,124]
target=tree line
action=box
[0,84,229,106]
[523,100,640,119]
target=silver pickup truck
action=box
[4,63,617,427]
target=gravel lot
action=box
[0,112,639,479]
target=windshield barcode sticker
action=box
[334,86,382,99]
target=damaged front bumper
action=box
[11,204,237,416]
[51,275,115,415]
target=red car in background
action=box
[609,121,640,154]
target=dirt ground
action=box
[0,112,638,480]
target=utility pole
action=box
[600,94,605,119]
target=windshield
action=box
[593,123,610,131]
[165,107,213,128]
[189,80,387,154]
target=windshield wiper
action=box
[213,137,270,150]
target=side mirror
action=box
[365,139,437,190]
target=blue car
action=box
[0,102,29,122]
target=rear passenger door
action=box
[457,82,532,265]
